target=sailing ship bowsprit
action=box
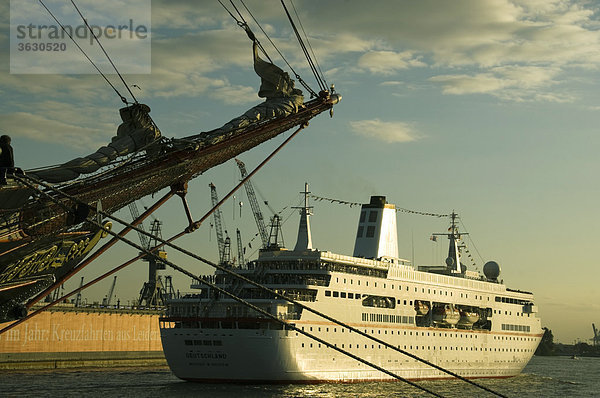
[0,24,341,323]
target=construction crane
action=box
[128,202,149,249]
[236,228,245,266]
[103,276,117,306]
[235,159,269,248]
[210,183,230,265]
[593,323,599,347]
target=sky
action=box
[1,0,599,344]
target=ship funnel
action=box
[293,182,313,251]
[352,196,398,260]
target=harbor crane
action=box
[235,159,269,248]
[137,219,169,307]
[74,277,84,307]
[103,276,117,306]
[209,183,231,265]
[128,202,149,250]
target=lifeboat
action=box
[432,304,460,327]
[457,309,480,329]
[414,300,430,316]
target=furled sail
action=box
[31,42,305,183]
[31,104,161,183]
[196,42,304,145]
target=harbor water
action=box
[0,355,598,397]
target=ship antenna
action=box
[292,182,313,251]
[38,0,128,104]
[69,0,140,104]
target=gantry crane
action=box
[235,159,269,248]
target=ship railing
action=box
[390,266,507,293]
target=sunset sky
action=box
[2,0,599,344]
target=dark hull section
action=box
[0,223,110,323]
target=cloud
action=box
[429,65,573,102]
[296,0,600,102]
[358,51,426,74]
[0,111,114,151]
[349,119,420,143]
[0,100,117,151]
[303,0,600,68]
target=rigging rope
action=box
[290,0,328,90]
[217,0,272,62]
[459,218,486,265]
[38,0,128,104]
[310,194,451,218]
[70,0,139,104]
[237,0,319,98]
[14,172,506,398]
[281,0,327,92]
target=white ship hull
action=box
[161,324,540,382]
[160,252,542,382]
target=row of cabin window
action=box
[297,327,535,343]
[324,290,415,306]
[184,339,223,346]
[493,309,531,318]
[494,335,536,341]
[324,290,362,299]
[501,324,531,332]
[495,296,530,305]
[299,342,534,354]
[332,278,490,302]
[361,313,415,324]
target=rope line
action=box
[217,0,272,62]
[238,0,318,98]
[38,0,128,104]
[70,0,139,104]
[290,0,328,90]
[310,194,450,218]
[281,0,327,92]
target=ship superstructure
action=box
[160,191,542,382]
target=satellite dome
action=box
[445,257,455,267]
[483,261,501,280]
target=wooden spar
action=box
[16,96,336,240]
[24,189,175,309]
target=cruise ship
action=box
[159,188,542,382]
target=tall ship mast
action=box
[160,188,542,383]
